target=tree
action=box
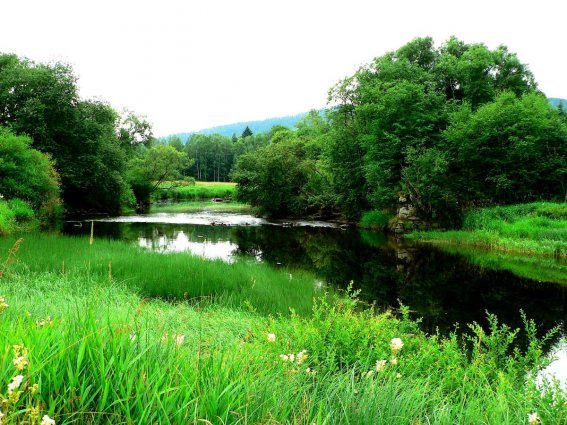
[0,54,133,214]
[241,126,253,138]
[127,145,192,210]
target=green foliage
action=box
[241,125,253,138]
[127,145,191,209]
[155,181,236,202]
[359,210,392,230]
[0,199,38,236]
[0,54,136,214]
[0,269,564,424]
[0,127,60,212]
[232,110,336,218]
[411,202,567,257]
[7,199,35,223]
[326,37,540,222]
[0,201,15,236]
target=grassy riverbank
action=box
[155,181,237,202]
[0,235,565,423]
[0,234,315,316]
[0,275,564,424]
[410,202,567,258]
[151,200,253,214]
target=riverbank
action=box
[409,202,567,258]
[155,181,236,202]
[0,235,565,423]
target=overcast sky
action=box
[1,0,566,136]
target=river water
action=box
[64,208,567,386]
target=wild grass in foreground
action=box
[0,234,316,316]
[410,202,567,258]
[0,273,565,424]
[155,181,237,202]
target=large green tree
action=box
[326,37,539,221]
[0,54,132,214]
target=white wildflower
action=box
[267,333,276,343]
[528,412,540,424]
[296,350,308,365]
[365,370,374,378]
[375,360,387,372]
[174,334,185,346]
[390,338,404,353]
[390,358,398,365]
[13,355,29,371]
[0,297,8,312]
[8,374,24,394]
[279,354,289,362]
[41,414,56,425]
[396,373,402,379]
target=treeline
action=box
[231,37,567,224]
[159,130,270,182]
[0,54,196,217]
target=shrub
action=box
[359,210,392,230]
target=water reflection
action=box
[64,213,567,342]
[138,230,239,262]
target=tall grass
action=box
[0,273,564,424]
[0,234,316,316]
[410,202,567,258]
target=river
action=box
[64,207,567,386]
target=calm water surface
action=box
[65,209,567,385]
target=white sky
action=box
[1,0,566,136]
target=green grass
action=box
[0,234,317,316]
[151,200,254,214]
[359,210,392,231]
[410,202,567,258]
[0,270,564,424]
[155,181,237,202]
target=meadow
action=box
[410,202,567,258]
[151,200,253,214]
[0,234,565,424]
[154,181,237,202]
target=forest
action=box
[1,37,566,230]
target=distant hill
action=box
[165,112,310,142]
[549,98,567,109]
[163,98,566,142]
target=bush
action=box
[0,127,60,212]
[0,200,15,236]
[7,199,35,222]
[359,210,392,230]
